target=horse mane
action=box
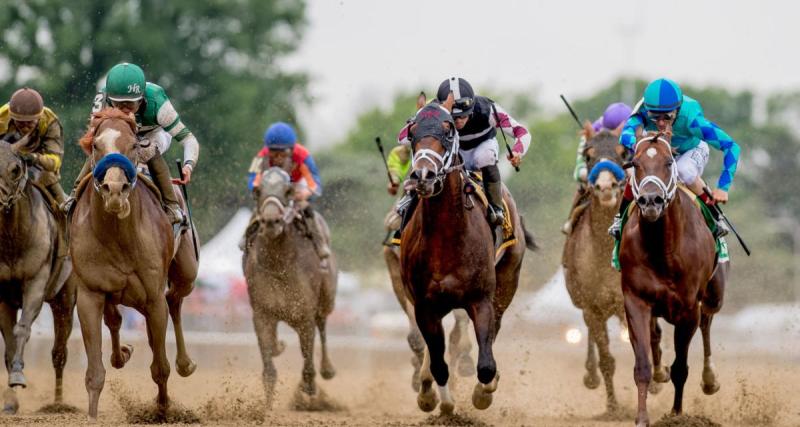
[79,108,137,154]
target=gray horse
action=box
[0,140,75,414]
[562,129,634,413]
[243,167,337,409]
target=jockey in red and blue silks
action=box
[608,78,740,239]
[244,122,330,261]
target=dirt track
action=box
[0,320,796,427]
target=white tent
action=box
[196,207,251,289]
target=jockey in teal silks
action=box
[608,78,740,239]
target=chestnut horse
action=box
[401,96,532,414]
[620,133,727,426]
[0,140,76,414]
[562,128,629,413]
[70,109,198,421]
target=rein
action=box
[631,134,678,206]
[0,160,28,212]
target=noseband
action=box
[257,194,297,226]
[631,135,678,206]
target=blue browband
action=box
[588,160,625,185]
[93,153,138,185]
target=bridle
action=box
[0,157,28,212]
[257,194,297,226]
[631,134,678,207]
[410,105,462,198]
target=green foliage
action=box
[0,0,308,235]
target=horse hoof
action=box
[417,387,439,412]
[320,364,336,380]
[457,354,476,377]
[648,381,663,395]
[8,372,26,388]
[583,372,601,389]
[702,380,720,395]
[471,383,493,410]
[273,340,286,357]
[176,359,197,377]
[440,399,455,415]
[653,365,670,383]
[111,345,134,369]
[2,404,17,415]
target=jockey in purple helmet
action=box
[561,102,632,234]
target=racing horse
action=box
[620,132,727,426]
[0,139,75,414]
[562,127,630,413]
[243,166,337,409]
[401,94,533,414]
[70,108,198,421]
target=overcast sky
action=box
[285,0,800,147]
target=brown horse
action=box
[243,166,337,409]
[563,128,629,413]
[401,96,533,414]
[383,239,474,392]
[70,109,198,421]
[620,133,727,426]
[0,140,76,414]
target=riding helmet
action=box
[643,78,683,112]
[264,122,297,150]
[8,88,44,121]
[437,77,475,117]
[106,63,146,102]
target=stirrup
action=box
[61,196,77,215]
[488,205,504,227]
[714,220,729,239]
[608,214,622,239]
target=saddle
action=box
[611,184,729,271]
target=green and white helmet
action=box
[106,63,146,102]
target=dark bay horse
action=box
[243,166,337,409]
[0,140,75,414]
[620,133,727,426]
[562,129,629,413]
[401,97,532,414]
[70,109,198,421]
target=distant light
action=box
[620,327,630,343]
[565,328,582,344]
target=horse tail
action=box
[520,215,538,251]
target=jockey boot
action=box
[481,165,504,227]
[148,152,186,234]
[397,190,418,231]
[61,158,92,215]
[239,214,260,251]
[303,207,331,267]
[47,182,67,206]
[561,185,589,235]
[699,192,730,238]
[608,197,632,240]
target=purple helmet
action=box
[601,102,632,130]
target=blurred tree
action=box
[0,0,308,234]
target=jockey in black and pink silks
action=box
[396,77,531,227]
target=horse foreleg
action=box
[582,312,600,390]
[385,246,424,390]
[0,302,18,414]
[297,322,317,397]
[585,310,618,412]
[316,315,335,380]
[670,316,699,415]
[650,317,669,395]
[624,293,653,427]
[166,284,196,377]
[9,272,48,388]
[77,286,106,422]
[700,312,720,395]
[49,280,76,404]
[416,307,452,414]
[144,297,171,417]
[449,309,475,378]
[468,300,498,411]
[104,302,133,369]
[252,311,278,409]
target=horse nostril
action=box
[122,183,131,193]
[637,196,647,205]
[594,183,601,191]
[424,170,436,180]
[654,195,665,205]
[101,183,111,194]
[410,170,420,181]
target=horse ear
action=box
[584,146,596,159]
[416,91,426,109]
[615,144,627,158]
[581,120,595,140]
[442,92,455,112]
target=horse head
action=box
[584,130,628,208]
[631,132,678,222]
[255,166,294,238]
[79,108,139,219]
[0,139,28,211]
[408,93,458,198]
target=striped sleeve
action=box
[157,101,199,167]
[620,113,645,150]
[688,115,740,191]
[490,103,531,155]
[302,154,323,196]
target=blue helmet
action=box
[643,78,683,112]
[264,122,297,150]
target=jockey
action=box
[608,78,740,239]
[246,122,330,262]
[397,77,531,226]
[64,63,200,230]
[0,88,67,205]
[561,102,631,234]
